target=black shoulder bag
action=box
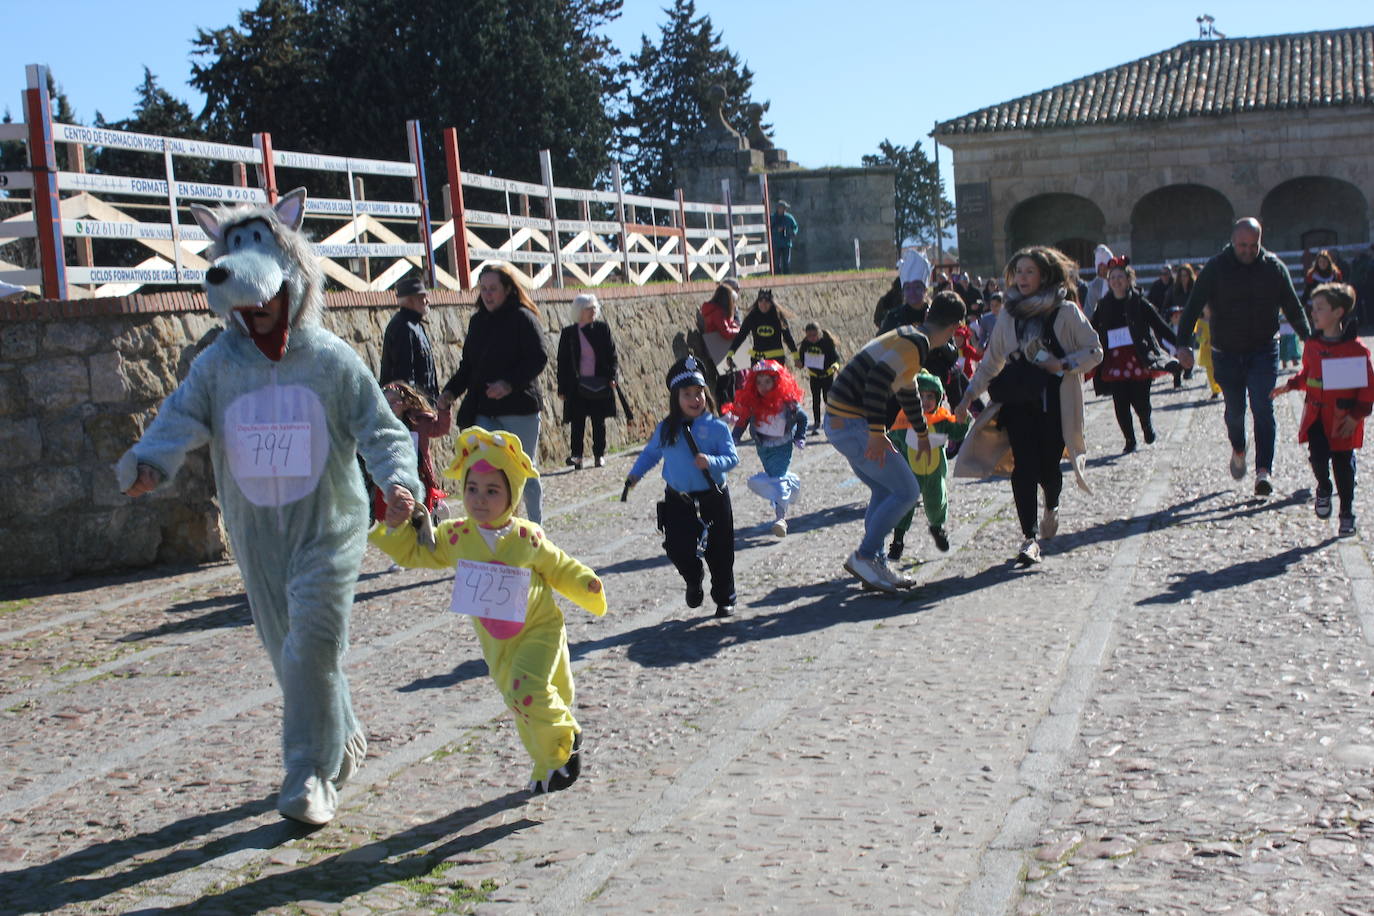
[987,310,1066,405]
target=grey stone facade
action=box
[935,28,1374,275]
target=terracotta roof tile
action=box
[936,26,1374,135]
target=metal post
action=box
[759,173,775,275]
[721,178,737,278]
[612,162,632,284]
[70,143,92,270]
[354,176,370,284]
[675,189,690,282]
[252,132,278,204]
[162,143,184,282]
[24,64,67,299]
[440,128,472,289]
[933,124,944,268]
[406,119,435,289]
[539,149,564,288]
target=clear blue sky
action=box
[2,0,1367,196]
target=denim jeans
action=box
[1210,340,1279,473]
[826,414,920,558]
[475,412,542,523]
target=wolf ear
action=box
[275,188,307,232]
[190,204,222,243]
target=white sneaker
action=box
[1254,470,1273,497]
[1040,507,1059,540]
[594,456,606,468]
[385,562,400,574]
[876,557,917,589]
[771,518,788,537]
[843,551,897,593]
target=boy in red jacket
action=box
[1271,282,1373,536]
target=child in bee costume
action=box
[370,427,606,795]
[887,371,970,560]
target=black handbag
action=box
[577,375,613,399]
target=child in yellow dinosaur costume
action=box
[370,427,606,795]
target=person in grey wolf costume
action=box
[117,189,421,825]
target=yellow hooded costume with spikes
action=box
[370,427,606,788]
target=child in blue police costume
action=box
[625,357,740,617]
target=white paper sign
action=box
[450,561,531,622]
[804,351,825,370]
[232,423,311,477]
[1322,357,1369,390]
[1106,326,1133,350]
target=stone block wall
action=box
[766,167,898,274]
[0,272,893,583]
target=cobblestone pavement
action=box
[2,369,1372,915]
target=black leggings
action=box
[998,381,1065,539]
[568,412,607,460]
[659,486,736,605]
[809,376,833,427]
[1109,379,1153,444]
[1307,420,1357,516]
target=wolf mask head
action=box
[191,188,323,361]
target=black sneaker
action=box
[1339,515,1357,537]
[685,581,705,609]
[929,525,950,552]
[531,733,583,795]
[1123,439,1137,454]
[887,537,905,561]
[1254,473,1273,497]
[1142,425,1156,445]
[1315,491,1333,519]
[1016,538,1041,567]
[714,604,734,618]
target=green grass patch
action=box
[0,599,34,616]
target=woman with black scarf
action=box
[954,246,1103,566]
[1091,259,1178,453]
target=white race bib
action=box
[1106,326,1133,350]
[1323,356,1369,390]
[804,351,825,370]
[231,423,312,478]
[450,560,531,623]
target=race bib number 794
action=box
[232,423,311,477]
[450,561,531,622]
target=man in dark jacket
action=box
[1178,218,1311,496]
[378,275,438,403]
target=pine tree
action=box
[619,0,770,198]
[863,139,953,247]
[94,69,215,183]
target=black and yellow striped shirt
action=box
[826,327,929,433]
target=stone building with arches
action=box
[933,26,1374,276]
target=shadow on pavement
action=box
[395,657,490,693]
[1137,539,1335,606]
[1051,489,1309,556]
[0,796,291,915]
[613,562,1023,669]
[136,791,534,916]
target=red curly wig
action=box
[728,359,804,426]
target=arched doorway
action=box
[1261,177,1368,252]
[1131,184,1234,264]
[1007,194,1106,269]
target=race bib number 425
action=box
[450,561,531,622]
[232,423,311,477]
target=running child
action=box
[625,356,740,617]
[798,322,840,429]
[886,371,970,560]
[726,359,808,537]
[370,426,607,795]
[1270,282,1374,536]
